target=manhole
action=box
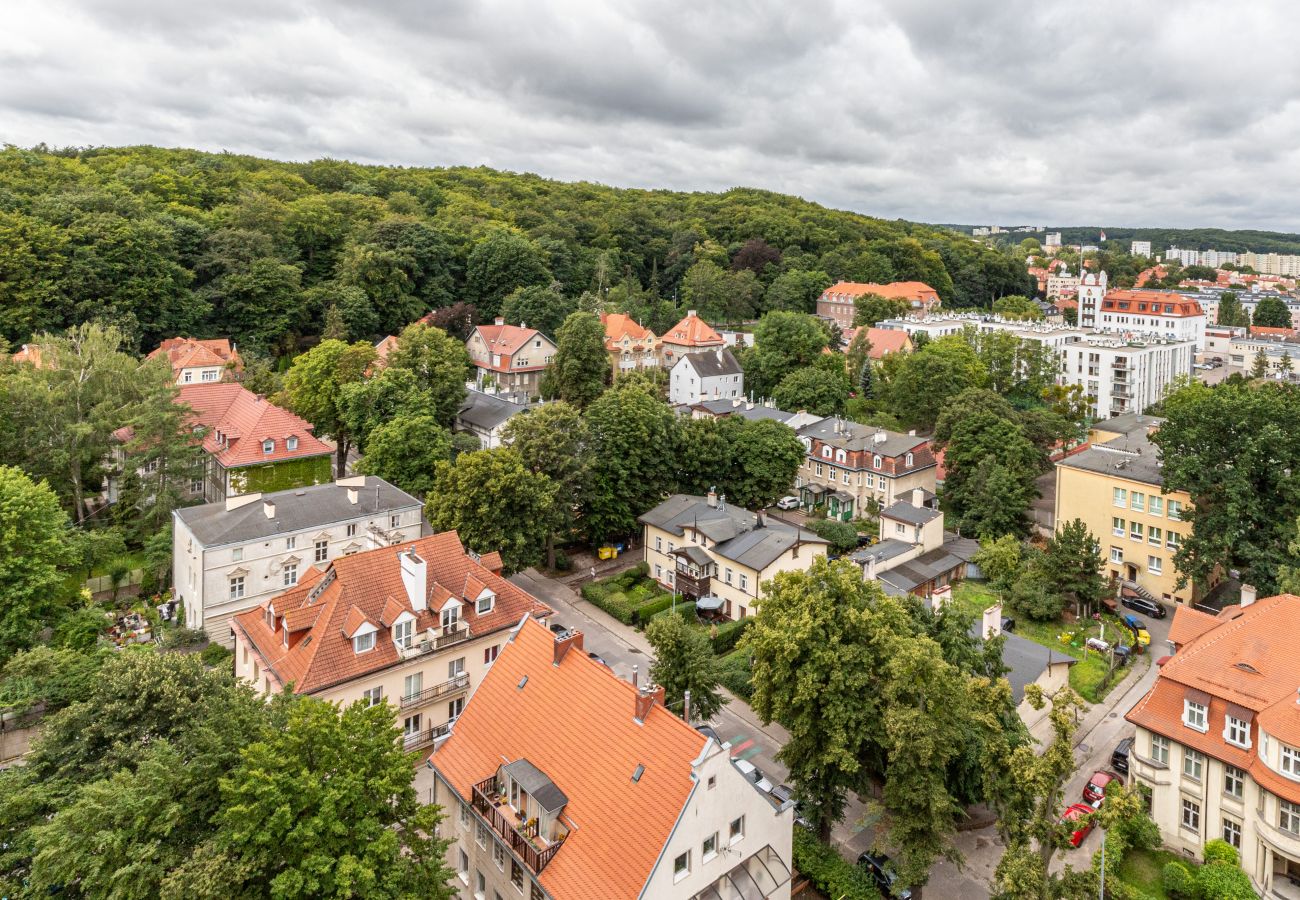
[1109,712,1118,718]
[1078,743,1090,754]
[628,648,643,654]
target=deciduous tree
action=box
[853,293,909,328]
[1252,295,1292,329]
[383,321,471,425]
[772,366,849,416]
[280,339,376,477]
[356,414,452,497]
[646,613,727,723]
[0,465,74,661]
[541,311,610,407]
[583,384,679,541]
[499,284,573,338]
[502,402,591,567]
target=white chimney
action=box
[494,316,505,326]
[400,548,428,612]
[1241,583,1257,607]
[982,603,1003,638]
[863,555,877,581]
[873,431,887,444]
[347,488,358,505]
[262,500,276,519]
[706,488,717,508]
[911,488,924,508]
[687,310,697,318]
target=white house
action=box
[669,348,744,406]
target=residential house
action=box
[659,310,725,367]
[815,281,941,329]
[795,418,937,521]
[147,337,243,384]
[965,601,1077,731]
[455,390,531,450]
[233,530,549,752]
[1046,270,1081,302]
[1125,591,1300,896]
[179,382,334,502]
[668,348,744,405]
[599,312,659,375]
[467,318,557,397]
[640,491,827,620]
[849,491,978,601]
[372,334,401,370]
[1054,413,1200,605]
[1226,334,1300,376]
[173,475,424,645]
[679,398,823,431]
[427,615,794,900]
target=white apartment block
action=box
[1045,232,1062,247]
[1079,272,1207,349]
[1131,240,1152,257]
[668,349,744,406]
[1060,336,1195,420]
[172,476,424,645]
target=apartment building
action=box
[1125,591,1300,896]
[455,389,530,450]
[794,418,936,520]
[233,531,550,751]
[467,319,558,397]
[1078,272,1207,348]
[815,281,940,329]
[1046,271,1081,302]
[659,310,725,366]
[1059,336,1194,420]
[427,616,794,900]
[147,337,243,384]
[599,312,659,375]
[172,476,424,644]
[1054,414,1197,605]
[668,348,744,405]
[640,491,827,620]
[1226,335,1300,375]
[1131,241,1152,257]
[877,313,1087,352]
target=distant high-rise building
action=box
[1045,232,1062,247]
[1130,240,1152,257]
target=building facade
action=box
[1078,272,1207,348]
[428,617,794,900]
[1059,336,1194,420]
[794,418,937,520]
[668,348,744,405]
[467,319,558,397]
[1131,240,1152,257]
[147,337,243,384]
[599,312,659,375]
[849,493,978,601]
[173,476,424,644]
[815,281,940,329]
[659,310,725,366]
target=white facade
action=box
[1045,232,1062,247]
[1131,240,1152,257]
[1077,271,1108,329]
[1060,337,1195,420]
[172,477,425,645]
[669,352,744,406]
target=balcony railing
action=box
[471,776,564,874]
[400,672,470,710]
[402,719,454,751]
[398,622,472,659]
[674,570,711,600]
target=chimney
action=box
[706,488,717,508]
[982,603,1003,638]
[687,309,697,318]
[911,488,924,508]
[1241,583,1258,607]
[400,548,428,612]
[225,492,262,512]
[755,509,765,528]
[863,554,877,582]
[631,665,639,689]
[635,684,665,722]
[494,316,505,326]
[347,488,358,505]
[553,629,583,665]
[262,500,276,519]
[732,397,742,407]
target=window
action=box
[1224,764,1244,799]
[1113,487,1127,507]
[1184,700,1207,732]
[314,539,328,563]
[1223,818,1241,848]
[873,454,882,468]
[449,696,464,720]
[449,657,466,678]
[1181,798,1200,832]
[262,439,274,454]
[346,523,357,537]
[1225,716,1250,748]
[1112,516,1125,536]
[673,851,690,882]
[1149,495,1163,516]
[391,617,414,649]
[458,798,469,828]
[442,606,460,630]
[404,672,422,701]
[1166,531,1181,550]
[1130,521,1143,541]
[229,576,245,600]
[654,563,662,579]
[1183,748,1205,781]
[353,631,375,653]
[1283,801,1300,835]
[362,686,382,707]
[702,832,718,861]
[477,594,494,614]
[814,463,823,477]
[821,446,832,458]
[729,815,745,844]
[739,573,748,591]
[283,563,298,586]
[1151,734,1169,765]
[1110,547,1123,564]
[1148,526,1162,546]
[1167,499,1183,521]
[475,869,485,899]
[510,860,524,892]
[655,536,662,552]
[286,536,296,550]
[286,436,298,451]
[1147,556,1162,575]
[182,370,193,382]
[190,477,204,493]
[232,547,243,562]
[1130,491,1145,512]
[484,644,499,665]
[1281,744,1300,778]
[493,840,505,870]
[458,848,469,882]
[707,775,716,790]
[390,514,400,529]
[842,471,850,484]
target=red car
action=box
[1060,803,1096,848]
[1083,771,1116,804]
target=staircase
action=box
[1118,578,1158,604]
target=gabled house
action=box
[850,491,978,600]
[600,312,659,375]
[427,616,793,899]
[455,389,531,450]
[668,348,743,405]
[233,530,549,751]
[659,310,725,366]
[795,418,936,520]
[147,337,243,384]
[467,318,558,398]
[816,281,941,329]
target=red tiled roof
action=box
[1249,326,1299,340]
[234,532,551,695]
[478,551,503,574]
[1166,605,1221,648]
[147,337,242,379]
[864,327,912,359]
[430,617,707,900]
[178,383,331,470]
[372,335,400,371]
[660,312,724,349]
[600,312,657,351]
[819,281,939,304]
[1102,290,1203,317]
[11,344,45,367]
[471,323,553,373]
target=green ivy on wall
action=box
[227,456,333,496]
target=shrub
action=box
[1162,861,1195,899]
[792,829,879,899]
[161,627,209,649]
[710,618,753,655]
[199,643,232,668]
[553,550,572,571]
[1194,862,1254,900]
[632,594,678,626]
[584,589,635,625]
[806,518,860,555]
[718,651,754,701]
[1201,838,1238,867]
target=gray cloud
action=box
[4,0,1300,229]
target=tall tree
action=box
[356,414,452,497]
[1039,519,1106,618]
[764,269,832,313]
[0,466,74,661]
[280,339,376,477]
[882,336,988,431]
[853,293,910,327]
[742,311,834,397]
[583,383,679,541]
[991,295,1042,320]
[499,284,573,338]
[465,230,551,318]
[846,328,873,383]
[338,367,441,452]
[501,402,590,567]
[1252,348,1270,378]
[646,613,727,723]
[1252,295,1293,329]
[1216,290,1246,327]
[383,321,471,425]
[772,366,849,417]
[541,311,610,408]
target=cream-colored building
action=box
[232,530,551,751]
[639,492,827,620]
[794,418,937,521]
[1054,414,1201,605]
[1126,592,1300,896]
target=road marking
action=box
[729,736,762,761]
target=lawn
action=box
[1117,847,1184,899]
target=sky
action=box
[4,0,1300,230]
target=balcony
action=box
[398,621,472,659]
[402,718,453,751]
[674,569,712,600]
[472,776,566,874]
[400,672,470,710]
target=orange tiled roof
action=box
[661,312,724,349]
[1101,290,1203,317]
[471,323,552,373]
[864,327,912,359]
[234,531,551,695]
[1166,605,1222,648]
[372,335,400,369]
[478,551,503,574]
[147,337,242,379]
[429,617,708,900]
[11,344,44,367]
[819,281,939,303]
[600,312,657,352]
[1126,594,1300,801]
[1249,326,1299,340]
[178,383,332,470]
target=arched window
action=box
[905,452,914,467]
[873,454,882,468]
[821,446,832,459]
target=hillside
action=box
[969,224,1300,256]
[0,145,1030,354]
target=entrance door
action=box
[1125,563,1138,582]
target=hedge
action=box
[632,594,680,626]
[710,618,753,655]
[718,651,754,701]
[580,583,636,624]
[792,829,880,900]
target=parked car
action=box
[586,651,608,667]
[733,759,773,794]
[857,852,913,899]
[776,496,800,510]
[1083,771,1116,804]
[1085,637,1111,653]
[695,724,723,746]
[1059,803,1096,848]
[1121,595,1166,619]
[1111,737,1133,776]
[1000,616,1016,633]
[548,621,569,635]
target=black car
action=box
[1111,737,1133,777]
[587,651,608,667]
[548,621,569,635]
[695,723,722,745]
[1121,595,1167,619]
[858,852,913,900]
[1000,616,1016,633]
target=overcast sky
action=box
[5,0,1300,230]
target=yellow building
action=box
[1054,413,1200,605]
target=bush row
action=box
[710,618,753,655]
[718,650,754,701]
[792,829,879,900]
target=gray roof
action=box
[457,390,530,431]
[849,538,914,566]
[1094,412,1165,437]
[639,494,827,571]
[175,476,421,547]
[680,349,743,378]
[877,546,966,593]
[797,417,928,457]
[1057,434,1166,488]
[685,398,795,424]
[880,500,942,526]
[501,758,568,813]
[969,627,1077,704]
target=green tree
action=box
[679,259,730,322]
[280,339,376,477]
[882,336,988,430]
[958,457,1035,539]
[356,414,452,497]
[1252,295,1293,329]
[773,366,849,416]
[207,257,304,353]
[846,328,872,382]
[0,466,74,660]
[1252,348,1270,378]
[501,402,590,567]
[1040,519,1105,618]
[724,418,809,508]
[646,613,727,723]
[541,311,610,407]
[973,535,1023,594]
[805,518,859,554]
[991,295,1042,320]
[742,311,834,397]
[465,230,552,317]
[383,321,471,424]
[425,449,558,572]
[583,384,679,541]
[764,269,832,313]
[0,645,105,716]
[1217,290,1247,327]
[499,284,573,338]
[853,293,909,327]
[0,210,68,342]
[933,396,1039,537]
[1282,351,1294,375]
[339,367,441,451]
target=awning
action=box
[696,595,725,612]
[671,545,714,567]
[690,845,791,900]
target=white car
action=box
[733,759,774,793]
[775,496,800,510]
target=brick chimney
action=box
[635,684,665,723]
[553,629,583,665]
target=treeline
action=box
[0,145,1030,355]
[986,225,1300,256]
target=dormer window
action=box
[265,607,275,630]
[476,592,495,615]
[393,618,413,649]
[873,454,882,468]
[353,631,375,653]
[441,604,460,631]
[287,436,298,451]
[835,449,846,463]
[821,446,832,459]
[905,452,914,467]
[262,439,274,454]
[1183,698,1207,732]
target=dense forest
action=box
[0,145,1030,355]
[975,225,1300,255]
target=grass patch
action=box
[1117,847,1184,899]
